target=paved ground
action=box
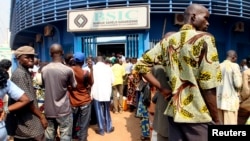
[88,111,142,141]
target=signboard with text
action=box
[67,5,150,32]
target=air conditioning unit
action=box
[174,13,184,25]
[234,22,244,32]
[44,25,54,36]
[35,34,43,43]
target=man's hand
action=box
[200,88,220,124]
[160,88,172,100]
[87,60,93,70]
[0,110,5,121]
[40,115,48,129]
[0,99,4,121]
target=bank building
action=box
[10,0,250,67]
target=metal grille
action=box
[149,38,161,49]
[126,34,139,58]
[82,36,96,57]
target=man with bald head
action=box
[91,56,115,135]
[42,43,77,140]
[134,4,222,141]
[216,50,242,124]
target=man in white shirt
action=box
[216,50,242,124]
[91,56,115,135]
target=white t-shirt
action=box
[91,62,114,101]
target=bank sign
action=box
[67,5,150,32]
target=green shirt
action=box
[134,24,222,123]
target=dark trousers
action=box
[93,100,113,134]
[14,133,45,141]
[168,117,210,141]
[123,84,128,97]
[90,101,97,125]
[72,103,91,141]
[238,108,250,124]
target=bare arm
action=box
[240,71,250,101]
[8,94,30,112]
[0,94,30,121]
[200,88,220,124]
[29,102,48,129]
[88,61,94,86]
[142,72,171,98]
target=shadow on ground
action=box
[124,111,141,141]
[88,110,141,141]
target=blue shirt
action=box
[0,80,24,128]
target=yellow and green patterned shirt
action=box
[134,24,222,123]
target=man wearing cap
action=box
[6,45,48,140]
[68,52,93,141]
[41,43,77,141]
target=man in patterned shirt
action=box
[7,46,48,140]
[134,4,222,141]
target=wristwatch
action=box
[4,107,9,114]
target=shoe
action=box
[119,109,123,113]
[106,127,115,133]
[113,111,118,114]
[140,136,150,141]
[95,130,105,136]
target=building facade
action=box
[10,0,250,65]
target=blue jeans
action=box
[0,125,7,141]
[45,114,73,141]
[72,103,91,141]
[93,100,113,134]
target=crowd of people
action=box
[133,3,250,141]
[0,43,142,141]
[1,3,250,141]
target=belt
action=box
[80,104,89,110]
[72,104,89,110]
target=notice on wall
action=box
[0,44,13,74]
[67,5,150,32]
[0,44,12,61]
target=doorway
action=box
[97,43,125,57]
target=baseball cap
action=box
[74,52,85,63]
[14,46,36,58]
